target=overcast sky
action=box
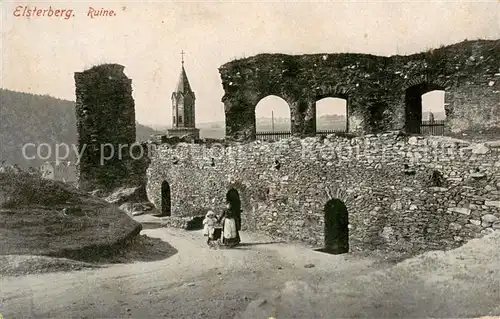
[1,1,499,126]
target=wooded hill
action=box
[0,89,161,168]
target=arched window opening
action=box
[315,97,348,134]
[255,95,291,141]
[405,83,446,135]
[421,90,446,135]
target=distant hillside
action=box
[153,114,347,139]
[0,89,162,168]
[422,111,446,121]
[256,115,347,132]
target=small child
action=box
[203,210,218,245]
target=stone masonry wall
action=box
[147,132,500,255]
[75,64,145,191]
[219,39,500,140]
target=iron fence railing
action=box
[420,119,445,136]
[255,121,445,141]
[256,128,348,141]
[255,131,292,141]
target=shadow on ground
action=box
[140,216,205,231]
[141,222,167,230]
[185,216,204,230]
[63,234,178,264]
[237,241,285,247]
[314,247,349,255]
[0,235,178,276]
[0,254,102,277]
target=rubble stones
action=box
[472,144,490,155]
[485,185,496,192]
[469,219,481,226]
[448,207,471,215]
[408,137,418,145]
[485,201,500,208]
[485,140,500,148]
[390,201,402,211]
[380,227,394,240]
[104,186,147,206]
[481,214,498,226]
[119,202,133,214]
[449,223,463,231]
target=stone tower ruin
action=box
[167,53,200,139]
[74,64,138,191]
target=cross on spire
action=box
[181,50,185,66]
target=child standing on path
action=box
[203,211,218,245]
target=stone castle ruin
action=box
[76,40,500,255]
[219,40,499,140]
[147,133,500,254]
[74,64,148,191]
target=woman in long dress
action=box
[218,203,240,246]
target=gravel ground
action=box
[1,227,499,318]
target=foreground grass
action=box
[0,171,141,260]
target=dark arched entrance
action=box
[320,198,349,254]
[226,188,242,230]
[160,181,171,217]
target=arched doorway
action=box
[321,198,349,254]
[160,181,171,217]
[226,188,242,230]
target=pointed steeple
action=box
[175,50,193,94]
[175,65,193,94]
[171,50,196,130]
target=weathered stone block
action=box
[449,222,462,231]
[469,219,481,226]
[447,207,471,215]
[485,201,500,208]
[472,143,490,155]
[481,213,499,224]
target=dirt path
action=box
[1,228,499,318]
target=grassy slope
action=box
[0,170,142,258]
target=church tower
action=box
[167,51,200,139]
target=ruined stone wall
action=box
[147,133,500,255]
[219,39,500,140]
[167,128,200,139]
[74,64,142,191]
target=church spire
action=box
[175,50,192,94]
[171,49,196,133]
